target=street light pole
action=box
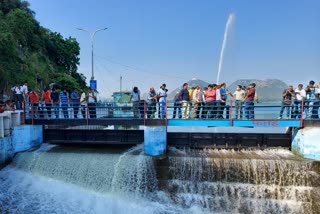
[77,27,107,80]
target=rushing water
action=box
[0,144,319,214]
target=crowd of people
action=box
[278,81,320,119]
[141,82,257,119]
[1,80,319,120]
[0,81,98,119]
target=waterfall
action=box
[155,148,320,213]
[217,13,235,84]
[0,145,319,213]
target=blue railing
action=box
[24,99,320,127]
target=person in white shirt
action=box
[86,88,97,118]
[129,86,141,118]
[192,85,202,118]
[21,81,29,102]
[79,88,87,118]
[293,84,306,118]
[11,83,23,110]
[157,84,167,119]
[229,85,245,119]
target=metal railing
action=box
[23,99,320,127]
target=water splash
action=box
[216,13,235,84]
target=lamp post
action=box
[77,27,107,80]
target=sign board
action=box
[90,80,97,90]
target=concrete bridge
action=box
[1,100,320,162]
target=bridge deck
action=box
[26,118,301,128]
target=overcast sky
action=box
[28,0,320,98]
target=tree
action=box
[0,0,87,98]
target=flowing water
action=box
[216,13,235,84]
[0,144,319,214]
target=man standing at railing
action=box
[28,89,39,118]
[41,87,52,119]
[21,81,29,114]
[157,84,167,119]
[278,85,295,119]
[293,84,306,119]
[204,84,216,118]
[71,88,80,119]
[179,83,190,119]
[87,88,97,118]
[51,88,60,119]
[60,88,69,119]
[244,83,255,119]
[80,88,87,119]
[192,85,202,118]
[11,83,23,110]
[129,86,141,118]
[305,81,320,119]
[172,91,181,119]
[147,87,157,118]
[305,80,318,119]
[229,85,245,119]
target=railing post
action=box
[229,100,233,127]
[165,101,168,126]
[144,100,146,126]
[300,99,304,127]
[31,103,34,125]
[22,101,26,125]
[86,103,89,126]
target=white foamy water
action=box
[0,144,319,213]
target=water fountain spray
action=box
[216,13,235,84]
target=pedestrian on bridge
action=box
[51,88,60,119]
[71,88,80,119]
[87,88,97,118]
[59,88,69,119]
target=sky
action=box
[28,0,320,98]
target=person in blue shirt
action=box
[59,88,69,118]
[219,82,230,119]
[172,91,182,119]
[71,88,80,118]
[305,80,319,119]
[179,83,190,119]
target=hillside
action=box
[167,78,211,100]
[0,0,86,99]
[227,79,288,101]
[166,79,288,101]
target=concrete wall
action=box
[0,136,14,168]
[144,126,167,156]
[292,127,320,160]
[1,111,43,167]
[11,125,43,153]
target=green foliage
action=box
[54,73,80,92]
[0,0,86,97]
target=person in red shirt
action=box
[28,89,39,118]
[41,88,52,119]
[244,83,256,119]
[204,84,217,118]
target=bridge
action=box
[20,100,320,150]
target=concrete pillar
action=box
[3,116,10,136]
[144,126,167,156]
[11,112,21,126]
[292,127,320,160]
